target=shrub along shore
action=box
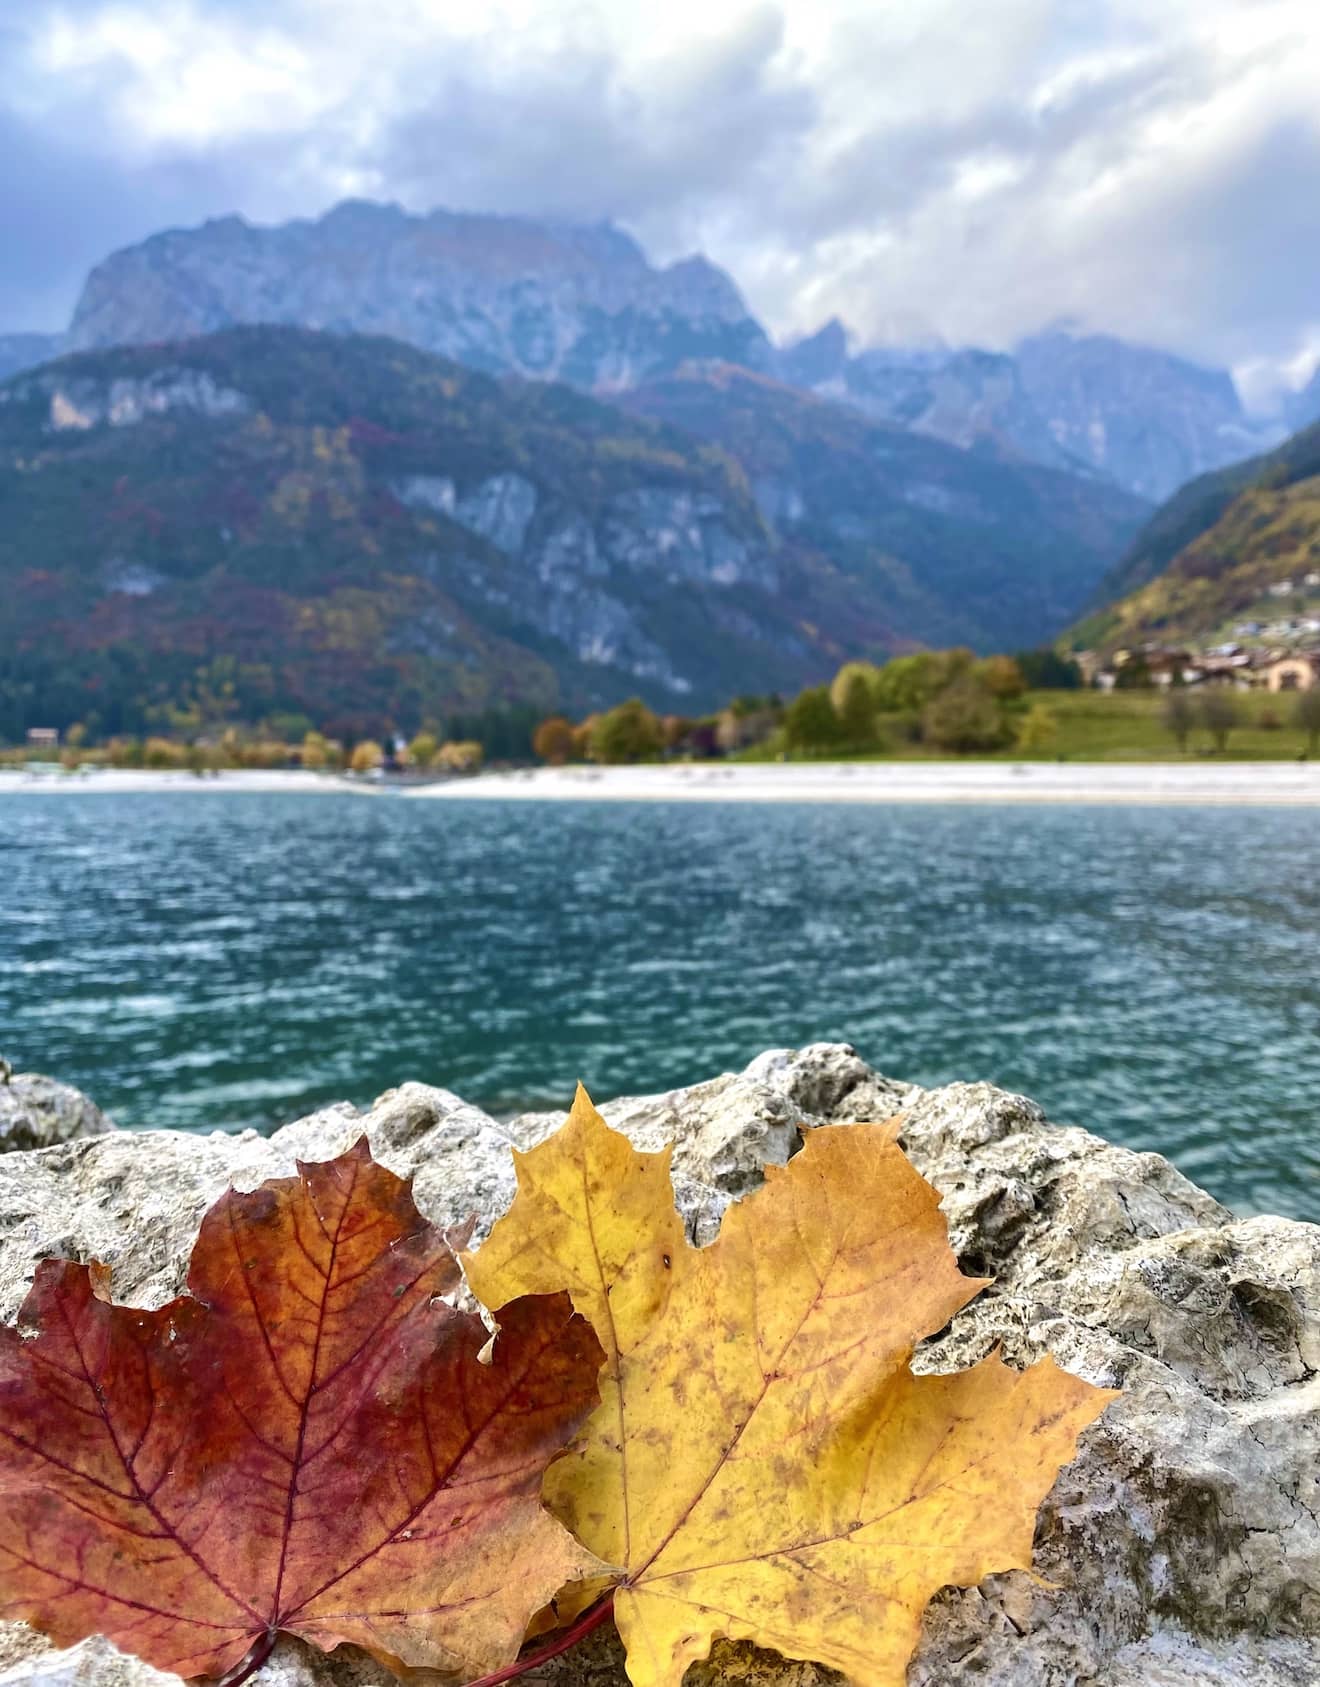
[6,648,1319,773]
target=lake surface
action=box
[2,793,1318,1220]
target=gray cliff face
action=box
[1014,332,1285,502]
[776,325,1283,501]
[844,345,1086,476]
[64,202,771,391]
[47,198,1285,505]
[0,367,249,432]
[390,467,776,694]
[2,1046,1317,1686]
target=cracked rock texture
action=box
[1,1045,1317,1685]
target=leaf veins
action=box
[465,1087,1117,1687]
[0,1139,605,1683]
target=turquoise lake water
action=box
[1,792,1318,1219]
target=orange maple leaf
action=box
[0,1140,604,1683]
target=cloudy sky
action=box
[4,0,1319,406]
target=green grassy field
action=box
[746,688,1319,763]
[1006,689,1315,761]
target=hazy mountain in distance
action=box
[0,333,64,382]
[14,196,1293,504]
[1015,330,1283,501]
[64,201,772,390]
[776,320,1282,501]
[618,362,1150,654]
[1285,365,1320,434]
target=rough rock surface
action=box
[48,198,1285,500]
[63,202,771,391]
[1,1046,1317,1686]
[0,1071,115,1152]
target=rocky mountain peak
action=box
[778,317,851,387]
[0,199,1292,503]
[655,253,755,323]
[63,200,769,390]
[1014,328,1281,499]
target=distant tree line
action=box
[0,727,492,779]
[524,648,1085,767]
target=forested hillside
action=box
[620,364,1150,655]
[0,330,1149,742]
[0,329,800,739]
[1072,416,1320,652]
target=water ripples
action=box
[1,793,1318,1219]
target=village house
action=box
[1144,649,1196,687]
[24,728,59,749]
[1255,652,1320,692]
[1073,650,1105,686]
[1196,662,1255,689]
[1080,641,1320,692]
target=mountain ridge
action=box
[616,361,1149,654]
[0,327,1147,741]
[64,200,772,393]
[1068,415,1320,653]
[2,198,1296,502]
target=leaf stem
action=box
[462,1592,617,1687]
[216,1630,278,1687]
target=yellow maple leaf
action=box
[465,1087,1115,1687]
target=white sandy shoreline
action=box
[0,768,367,796]
[411,761,1320,805]
[4,760,1320,804]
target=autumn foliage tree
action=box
[433,739,484,773]
[835,671,879,748]
[1163,690,1195,752]
[407,730,439,768]
[1016,702,1058,752]
[829,661,882,714]
[532,716,576,765]
[349,739,383,773]
[783,685,842,751]
[299,730,331,770]
[974,654,1027,700]
[588,698,664,764]
[922,677,1011,753]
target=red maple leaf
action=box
[0,1141,604,1683]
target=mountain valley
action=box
[0,327,1152,739]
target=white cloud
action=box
[4,0,1320,400]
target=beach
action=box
[6,760,1320,803]
[416,759,1320,804]
[0,767,368,796]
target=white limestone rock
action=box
[0,1072,115,1153]
[1,1046,1317,1686]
